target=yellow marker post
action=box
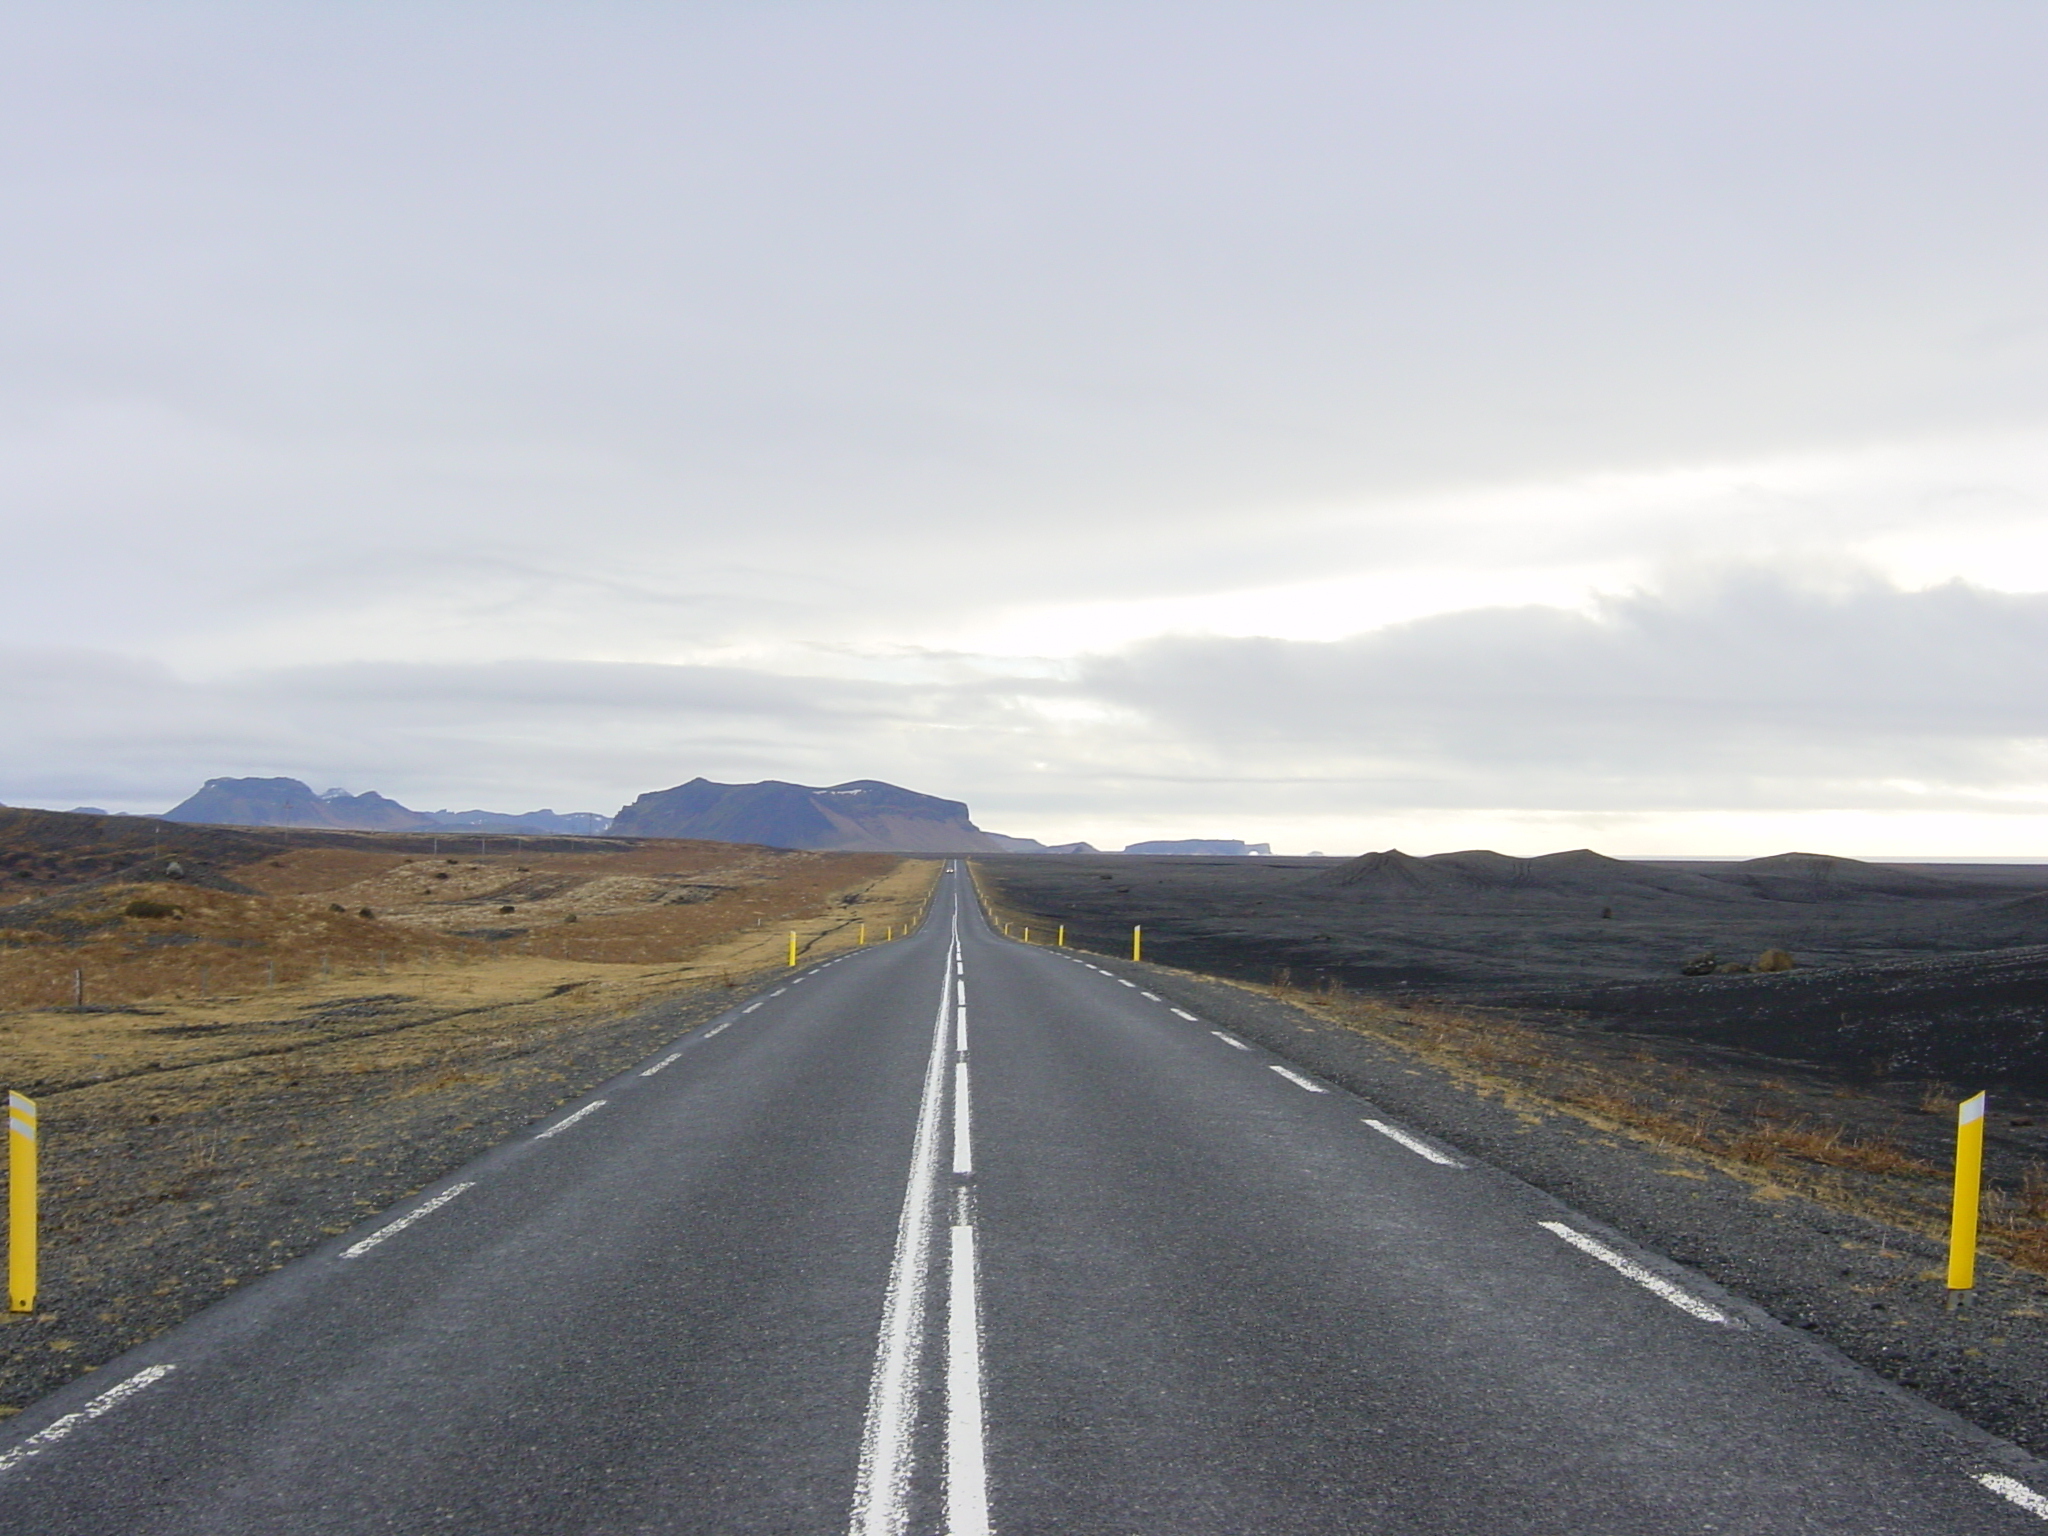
[1023,927,1031,944]
[787,932,798,967]
[1948,1091,1987,1301]
[1132,925,1143,963]
[9,1091,36,1313]
[1057,925,1065,947]
[885,926,893,942]
[859,923,866,945]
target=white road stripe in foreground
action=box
[849,939,957,1536]
[948,1224,992,1536]
[0,1365,176,1477]
[1270,1065,1328,1093]
[342,1183,476,1259]
[534,1100,608,1139]
[1539,1222,1732,1324]
[1979,1473,2048,1518]
[1211,1031,1252,1051]
[640,1052,683,1076]
[1363,1119,1463,1167]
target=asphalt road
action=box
[3,862,2048,1532]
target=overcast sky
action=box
[8,1,2048,855]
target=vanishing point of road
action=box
[2,861,2046,1533]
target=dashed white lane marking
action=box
[640,1052,683,1076]
[1211,1031,1252,1051]
[700,1019,735,1040]
[1116,979,1136,988]
[1363,1119,1463,1167]
[1539,1222,1732,1324]
[342,1182,477,1258]
[743,1002,764,1013]
[1139,991,1161,1001]
[947,1224,992,1535]
[1978,1474,2048,1518]
[1171,1008,1198,1021]
[953,1061,973,1176]
[0,1364,177,1476]
[534,1100,608,1139]
[1269,1064,1329,1093]
[771,988,788,996]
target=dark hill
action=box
[164,778,435,832]
[608,778,1009,853]
[1683,852,1989,904]
[1313,848,1748,904]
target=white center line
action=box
[1363,1119,1463,1166]
[1978,1473,2048,1518]
[0,1364,177,1477]
[1269,1064,1329,1093]
[1116,979,1135,988]
[849,938,958,1536]
[953,1060,973,1175]
[640,1052,683,1076]
[1139,991,1161,1001]
[771,988,787,996]
[342,1182,476,1258]
[1539,1222,1733,1324]
[742,1002,764,1013]
[1211,1030,1252,1050]
[947,1224,991,1535]
[1171,1008,1198,1021]
[534,1100,608,1139]
[700,1019,735,1040]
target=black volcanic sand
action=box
[973,850,2048,1092]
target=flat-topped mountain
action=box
[607,777,1014,853]
[161,778,610,836]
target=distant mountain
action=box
[1123,839,1271,856]
[608,777,1016,853]
[161,778,611,836]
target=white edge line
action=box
[1539,1222,1732,1325]
[342,1182,476,1259]
[700,1019,734,1039]
[1978,1473,2048,1518]
[1139,991,1161,1001]
[1363,1119,1463,1167]
[640,1052,683,1076]
[742,1002,763,1013]
[0,1364,177,1476]
[534,1100,608,1140]
[1269,1064,1329,1093]
[1171,1007,1197,1020]
[1211,1030,1252,1051]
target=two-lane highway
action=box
[2,862,2046,1532]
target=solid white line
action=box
[1978,1474,2048,1518]
[1139,991,1161,1001]
[0,1364,176,1476]
[1269,1065,1328,1093]
[1171,1008,1197,1021]
[342,1182,476,1258]
[1363,1119,1463,1167]
[640,1052,683,1076]
[953,1061,973,1175]
[849,939,958,1536]
[1211,1030,1252,1051]
[534,1100,608,1139]
[1539,1222,1731,1324]
[947,1224,992,1536]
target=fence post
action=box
[9,1092,36,1313]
